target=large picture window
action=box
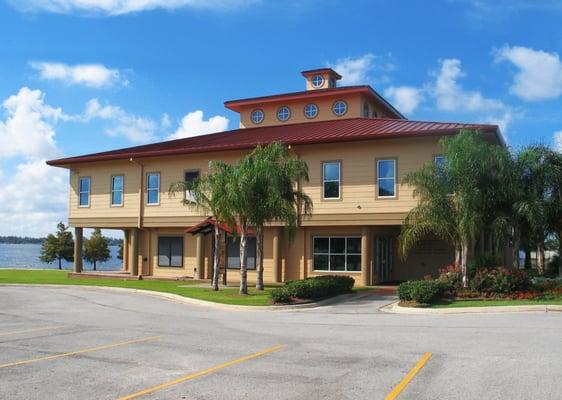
[322,161,340,199]
[313,236,361,272]
[226,236,256,269]
[111,175,124,206]
[79,177,90,207]
[147,173,160,205]
[377,159,396,198]
[158,236,183,267]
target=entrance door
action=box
[375,237,394,283]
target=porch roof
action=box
[185,217,254,235]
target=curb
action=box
[0,284,361,312]
[379,301,562,315]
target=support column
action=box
[272,228,281,284]
[195,233,204,280]
[361,227,370,287]
[73,227,83,273]
[130,228,139,276]
[122,229,129,272]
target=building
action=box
[47,68,505,285]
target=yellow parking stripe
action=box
[0,335,160,369]
[117,344,284,400]
[385,352,432,400]
[0,325,64,337]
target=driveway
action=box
[0,285,561,399]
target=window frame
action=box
[276,106,291,122]
[321,160,342,201]
[110,175,124,207]
[312,236,362,273]
[157,236,184,268]
[250,109,264,125]
[226,235,257,270]
[311,74,324,88]
[146,172,161,206]
[332,100,348,116]
[376,158,398,199]
[78,176,91,208]
[183,169,201,203]
[304,103,318,119]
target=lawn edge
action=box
[379,300,562,314]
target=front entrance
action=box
[375,237,394,283]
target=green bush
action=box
[470,267,531,294]
[398,280,445,305]
[468,253,500,278]
[437,264,463,292]
[546,256,560,278]
[270,275,355,304]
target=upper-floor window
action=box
[277,106,291,122]
[362,102,370,118]
[111,175,124,206]
[147,172,160,205]
[78,177,90,207]
[377,159,396,198]
[184,170,200,202]
[311,75,324,88]
[304,103,318,119]
[322,161,341,199]
[332,100,347,116]
[251,109,264,124]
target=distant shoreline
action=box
[0,237,122,245]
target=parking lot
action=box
[1,285,561,400]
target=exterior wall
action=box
[238,94,390,128]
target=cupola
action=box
[301,68,342,91]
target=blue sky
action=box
[1,0,562,236]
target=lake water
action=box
[0,243,122,271]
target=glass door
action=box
[375,237,394,283]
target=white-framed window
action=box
[277,106,291,122]
[304,103,318,119]
[311,75,324,88]
[78,177,90,207]
[147,172,160,205]
[313,236,361,272]
[332,100,347,116]
[251,109,264,124]
[377,159,396,198]
[322,161,340,199]
[111,175,124,206]
[158,236,183,267]
[184,170,200,202]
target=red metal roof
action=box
[185,217,254,235]
[224,85,404,118]
[47,117,500,167]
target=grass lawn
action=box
[432,298,562,308]
[0,269,274,306]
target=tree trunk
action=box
[512,230,521,270]
[461,241,469,288]
[93,260,97,271]
[454,246,461,268]
[536,242,546,275]
[211,225,221,291]
[58,257,62,270]
[255,225,264,291]
[239,224,248,295]
[524,245,532,270]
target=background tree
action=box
[39,222,74,269]
[546,149,562,276]
[83,228,110,271]
[169,161,235,291]
[245,143,313,290]
[117,240,124,260]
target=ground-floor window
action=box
[226,236,256,269]
[158,236,183,267]
[313,236,361,272]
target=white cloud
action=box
[168,110,229,139]
[10,0,259,15]
[30,61,125,88]
[384,86,424,114]
[495,45,562,101]
[161,113,171,129]
[554,130,562,152]
[330,54,376,85]
[83,98,157,143]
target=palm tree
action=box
[545,149,562,276]
[169,161,235,291]
[244,143,312,290]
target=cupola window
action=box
[311,75,324,88]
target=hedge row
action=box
[270,275,355,304]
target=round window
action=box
[332,100,347,116]
[311,75,324,88]
[304,103,318,119]
[251,109,264,124]
[277,106,291,122]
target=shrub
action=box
[398,280,445,305]
[437,264,463,292]
[546,256,560,278]
[270,275,355,304]
[470,267,531,294]
[468,253,500,277]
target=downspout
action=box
[129,158,144,229]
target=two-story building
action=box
[47,68,505,285]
